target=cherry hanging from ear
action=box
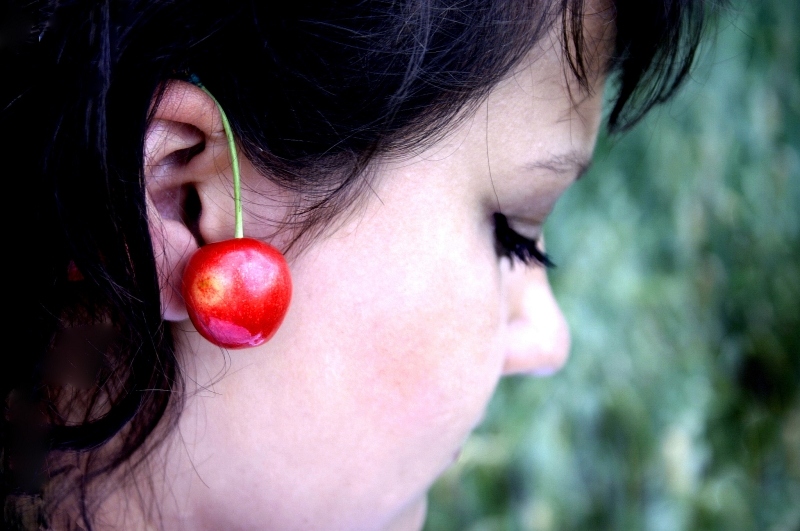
[182,238,291,348]
[181,78,292,348]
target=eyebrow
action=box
[524,151,594,181]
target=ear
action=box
[145,80,233,322]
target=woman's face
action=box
[133,18,608,531]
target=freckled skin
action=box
[182,238,292,348]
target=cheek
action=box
[301,218,505,438]
[171,190,509,527]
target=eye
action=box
[493,213,555,268]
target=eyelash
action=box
[493,213,555,269]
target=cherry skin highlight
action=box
[182,238,292,349]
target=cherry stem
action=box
[189,76,243,239]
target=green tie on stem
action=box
[189,75,244,239]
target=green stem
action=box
[191,78,243,239]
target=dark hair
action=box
[1,0,710,527]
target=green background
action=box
[426,1,800,529]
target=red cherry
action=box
[182,238,292,349]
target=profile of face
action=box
[132,13,608,531]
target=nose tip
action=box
[502,274,571,377]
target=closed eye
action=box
[493,213,554,269]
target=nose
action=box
[502,264,571,376]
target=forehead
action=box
[368,7,615,223]
[486,0,614,142]
[486,40,604,162]
[408,15,610,181]
[331,4,615,234]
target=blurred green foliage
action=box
[426,0,800,529]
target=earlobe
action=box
[144,81,226,322]
[148,209,197,322]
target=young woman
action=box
[1,0,708,529]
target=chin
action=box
[383,497,428,531]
